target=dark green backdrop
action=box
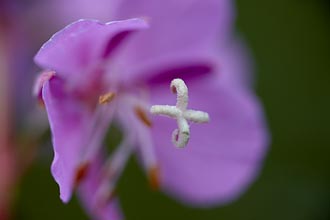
[14,0,330,219]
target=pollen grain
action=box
[134,106,152,127]
[99,92,116,104]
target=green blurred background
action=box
[13,0,330,219]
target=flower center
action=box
[81,78,209,206]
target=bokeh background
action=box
[3,0,330,219]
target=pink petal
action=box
[149,75,268,205]
[34,18,148,88]
[42,76,95,202]
[112,0,234,83]
[218,38,255,89]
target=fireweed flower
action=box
[34,0,268,219]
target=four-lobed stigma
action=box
[150,78,210,148]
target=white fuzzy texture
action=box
[150,78,209,148]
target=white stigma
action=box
[150,78,209,148]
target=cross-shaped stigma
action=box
[150,78,210,148]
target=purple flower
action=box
[35,18,149,201]
[34,0,268,218]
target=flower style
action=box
[34,0,268,219]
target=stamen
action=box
[94,135,133,207]
[99,92,116,104]
[81,96,117,163]
[119,95,159,190]
[37,99,45,108]
[134,105,152,127]
[74,162,90,187]
[150,78,210,148]
[95,177,117,209]
[148,165,160,190]
[33,70,55,107]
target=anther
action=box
[33,70,55,107]
[148,166,160,190]
[134,106,152,127]
[150,78,209,148]
[99,92,116,104]
[38,99,45,108]
[74,162,90,187]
